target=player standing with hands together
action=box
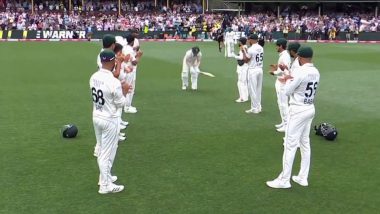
[269,38,292,132]
[266,46,320,189]
[231,37,249,103]
[90,50,131,194]
[242,34,264,114]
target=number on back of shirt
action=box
[92,87,105,110]
[255,52,263,66]
[304,82,318,104]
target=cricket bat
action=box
[199,71,216,77]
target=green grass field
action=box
[0,41,379,214]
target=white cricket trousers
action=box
[275,80,289,125]
[236,64,249,101]
[125,71,136,108]
[247,68,263,111]
[225,40,234,57]
[182,63,199,90]
[278,106,315,182]
[93,116,119,186]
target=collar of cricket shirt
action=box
[302,63,314,67]
[279,50,287,56]
[99,68,114,75]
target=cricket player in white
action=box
[182,46,202,90]
[97,34,116,68]
[225,28,234,58]
[113,43,131,141]
[94,34,119,157]
[231,37,249,102]
[122,34,143,113]
[90,50,131,194]
[242,34,264,113]
[285,42,301,74]
[270,38,292,132]
[266,46,320,189]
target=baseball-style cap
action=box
[125,34,135,44]
[239,37,247,45]
[297,46,313,58]
[287,42,301,52]
[248,34,258,40]
[100,50,116,62]
[192,46,200,55]
[102,34,116,48]
[276,38,287,47]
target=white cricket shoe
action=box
[124,106,137,113]
[275,123,284,129]
[182,86,187,90]
[235,98,248,103]
[120,120,129,126]
[266,179,291,189]
[98,183,124,194]
[120,124,127,130]
[292,176,308,187]
[98,176,118,185]
[245,109,260,114]
[276,126,286,132]
[93,146,100,157]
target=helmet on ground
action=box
[62,124,78,138]
[315,123,338,141]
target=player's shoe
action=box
[98,176,118,185]
[182,86,187,90]
[120,120,129,126]
[276,126,286,132]
[120,124,127,130]
[93,146,100,157]
[235,98,248,103]
[245,109,260,114]
[124,106,137,113]
[275,123,284,129]
[98,183,124,194]
[266,179,291,189]
[119,135,126,141]
[292,176,308,187]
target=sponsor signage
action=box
[35,31,86,39]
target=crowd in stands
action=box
[0,0,379,40]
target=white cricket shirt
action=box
[115,36,127,47]
[285,63,320,107]
[234,45,248,60]
[90,68,127,118]
[246,43,264,69]
[274,50,291,79]
[96,48,104,68]
[184,49,202,66]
